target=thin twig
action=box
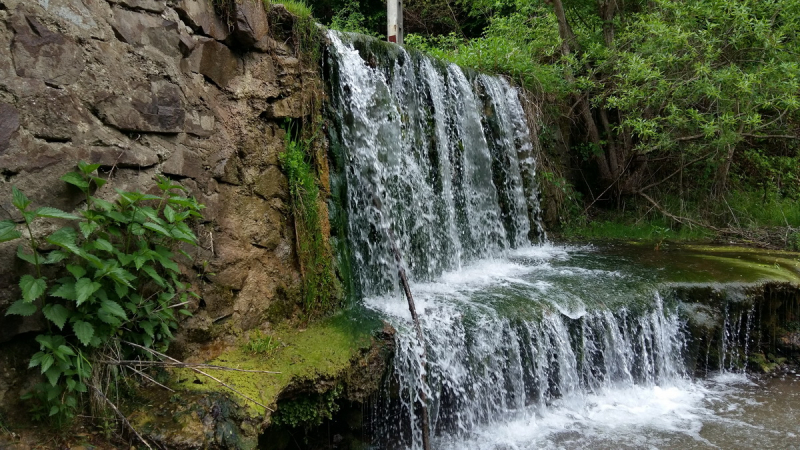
[121,342,275,412]
[90,384,153,450]
[104,359,280,374]
[123,365,175,393]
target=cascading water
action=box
[324,31,799,449]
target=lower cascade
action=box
[324,31,800,449]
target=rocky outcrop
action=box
[0,0,323,424]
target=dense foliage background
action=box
[315,0,800,245]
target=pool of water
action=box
[440,372,800,450]
[361,243,800,450]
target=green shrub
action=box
[1,162,203,424]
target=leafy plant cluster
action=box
[271,385,342,429]
[280,132,341,315]
[1,162,202,423]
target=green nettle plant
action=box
[0,162,203,424]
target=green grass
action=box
[562,219,714,242]
[242,331,280,355]
[273,0,312,19]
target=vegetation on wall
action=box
[280,131,341,316]
[395,0,800,244]
[1,162,202,425]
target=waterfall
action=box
[323,31,766,450]
[326,31,543,298]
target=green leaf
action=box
[90,176,107,189]
[57,345,76,357]
[11,186,31,211]
[164,205,176,223]
[73,321,94,347]
[6,299,37,316]
[143,222,171,238]
[16,246,39,265]
[141,265,166,287]
[51,282,77,301]
[0,220,21,243]
[34,207,80,221]
[93,238,114,252]
[89,197,114,212]
[42,250,67,265]
[179,308,192,316]
[67,265,86,279]
[114,282,129,299]
[20,275,47,302]
[47,227,78,248]
[78,161,102,175]
[100,300,127,320]
[60,172,90,190]
[75,278,101,306]
[45,366,61,386]
[43,304,70,330]
[79,221,99,238]
[140,321,155,338]
[39,353,54,374]
[29,352,45,368]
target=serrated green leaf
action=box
[6,300,38,316]
[141,265,166,287]
[134,254,149,270]
[67,265,86,279]
[66,378,76,391]
[35,207,80,221]
[104,210,129,223]
[40,353,54,374]
[78,162,102,174]
[164,205,176,223]
[16,246,39,265]
[75,382,87,393]
[143,222,171,238]
[89,176,107,189]
[89,197,114,212]
[140,321,155,338]
[0,220,21,243]
[57,345,76,357]
[47,227,78,248]
[45,367,61,386]
[93,238,114,252]
[61,172,90,190]
[75,278,101,306]
[22,210,36,224]
[114,282,129,299]
[100,299,127,320]
[97,308,121,326]
[50,282,77,301]
[42,304,70,330]
[78,221,99,238]
[29,352,45,368]
[20,275,47,302]
[11,186,31,211]
[43,250,67,265]
[73,321,94,347]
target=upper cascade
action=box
[326,30,545,297]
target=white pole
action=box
[387,0,403,44]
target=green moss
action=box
[175,313,377,417]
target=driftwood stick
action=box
[372,195,432,450]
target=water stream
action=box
[324,31,800,449]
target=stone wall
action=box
[0,0,317,410]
